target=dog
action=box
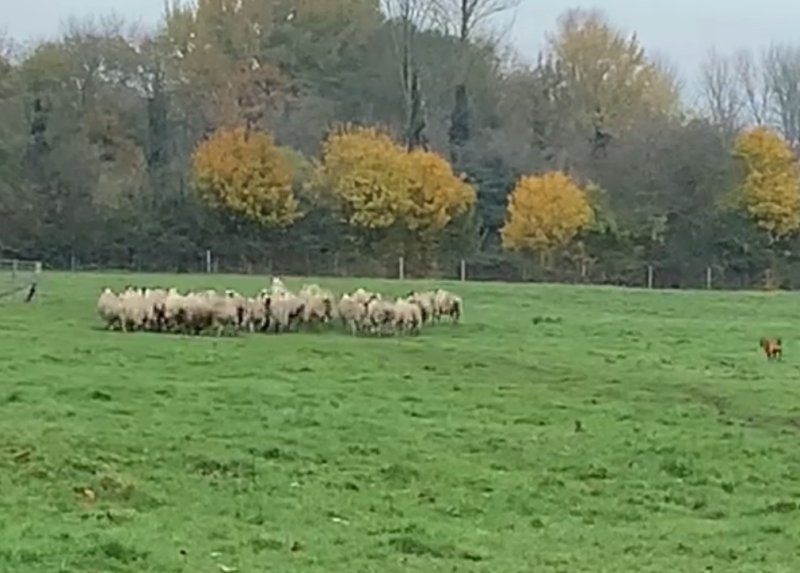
[759,337,782,360]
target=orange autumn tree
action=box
[191,126,300,226]
[311,125,476,264]
[404,148,475,233]
[733,126,800,242]
[501,171,593,268]
[312,125,409,229]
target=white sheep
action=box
[97,288,123,330]
[434,289,462,324]
[406,291,436,323]
[336,294,368,335]
[393,298,423,334]
[366,297,395,335]
[269,294,305,332]
[118,289,148,332]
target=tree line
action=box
[2,1,800,288]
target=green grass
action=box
[2,272,800,572]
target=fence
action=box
[33,248,783,291]
[0,258,42,302]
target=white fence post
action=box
[398,256,405,280]
[205,249,212,274]
[647,265,654,289]
[460,259,466,281]
[706,266,712,289]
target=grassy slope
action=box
[1,272,800,572]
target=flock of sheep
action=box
[96,277,463,337]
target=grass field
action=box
[2,272,800,572]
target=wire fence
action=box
[0,258,41,302]
[22,249,780,292]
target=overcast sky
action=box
[4,0,800,89]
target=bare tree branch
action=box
[763,44,800,148]
[698,48,742,137]
[734,48,770,126]
[380,0,439,149]
[435,0,521,42]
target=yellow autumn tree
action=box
[548,9,680,133]
[404,149,475,232]
[312,125,409,229]
[733,126,800,241]
[312,124,476,234]
[501,171,593,267]
[191,126,300,226]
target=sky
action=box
[4,0,800,92]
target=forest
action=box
[2,0,800,288]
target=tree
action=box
[434,0,520,159]
[734,49,770,127]
[312,125,409,229]
[762,45,800,149]
[404,148,476,233]
[546,9,680,137]
[380,0,438,150]
[500,171,593,268]
[699,48,743,139]
[312,124,475,267]
[191,126,300,227]
[162,0,288,133]
[733,126,800,241]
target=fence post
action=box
[34,262,42,275]
[398,256,405,280]
[646,265,654,289]
[11,259,17,278]
[205,249,212,274]
[706,266,712,290]
[460,259,466,281]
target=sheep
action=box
[351,287,380,306]
[299,283,335,327]
[269,277,289,297]
[118,289,148,332]
[269,294,305,332]
[97,288,123,330]
[244,296,270,332]
[95,282,462,338]
[433,288,462,324]
[143,288,169,331]
[181,292,215,334]
[406,290,436,323]
[336,293,369,335]
[162,290,188,332]
[222,289,249,330]
[209,292,242,336]
[393,298,423,334]
[366,297,395,335]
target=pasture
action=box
[1,272,800,572]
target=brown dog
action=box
[760,337,782,360]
